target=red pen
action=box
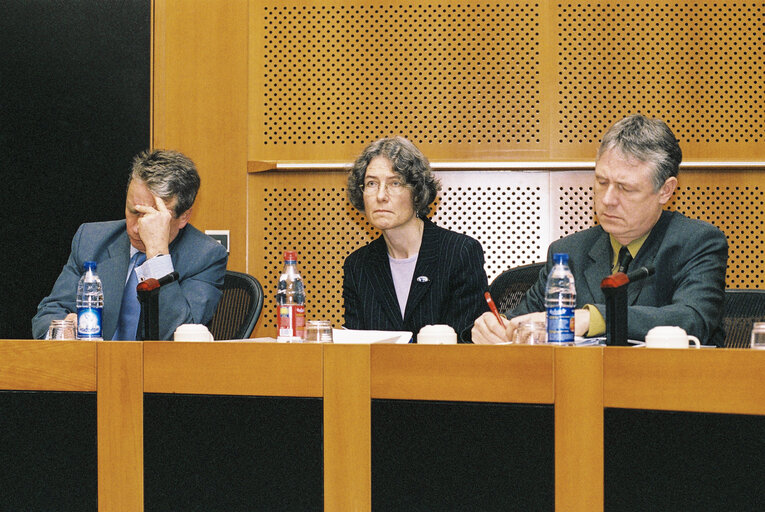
[484,291,506,327]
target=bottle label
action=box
[546,306,574,343]
[277,304,306,340]
[77,307,103,339]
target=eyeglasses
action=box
[361,178,409,196]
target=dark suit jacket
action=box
[511,210,728,346]
[32,220,228,340]
[343,219,489,342]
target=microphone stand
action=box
[600,266,654,346]
[136,271,179,341]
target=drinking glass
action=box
[305,320,333,343]
[751,322,765,349]
[46,319,76,340]
[514,320,547,345]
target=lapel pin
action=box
[416,276,429,283]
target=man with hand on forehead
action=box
[472,114,728,346]
[33,149,227,340]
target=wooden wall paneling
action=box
[666,169,765,289]
[323,344,371,510]
[554,346,604,511]
[370,344,555,403]
[153,0,249,271]
[143,341,323,396]
[249,0,552,163]
[551,1,765,161]
[97,341,144,512]
[249,0,764,163]
[0,340,96,391]
[604,347,765,415]
[248,170,371,338]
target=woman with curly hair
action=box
[343,137,489,342]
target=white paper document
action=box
[332,329,412,344]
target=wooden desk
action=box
[1,340,763,511]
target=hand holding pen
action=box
[484,291,505,327]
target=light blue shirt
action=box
[129,246,174,283]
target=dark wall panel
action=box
[0,391,97,510]
[144,394,324,511]
[0,0,150,338]
[372,399,555,511]
[605,408,765,511]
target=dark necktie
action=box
[616,246,633,274]
[113,252,146,340]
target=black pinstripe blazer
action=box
[342,219,489,342]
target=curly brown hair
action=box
[347,137,440,218]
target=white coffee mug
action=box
[173,324,214,342]
[417,324,458,344]
[644,326,700,349]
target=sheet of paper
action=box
[332,329,412,344]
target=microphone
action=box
[136,271,180,292]
[601,265,655,289]
[158,271,179,286]
[626,265,655,283]
[136,271,179,341]
[600,265,655,346]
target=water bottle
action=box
[275,250,306,342]
[545,253,576,344]
[76,261,104,340]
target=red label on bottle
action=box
[277,304,306,340]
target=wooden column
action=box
[555,346,604,511]
[153,0,249,272]
[97,341,144,511]
[323,344,371,510]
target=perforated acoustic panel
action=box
[667,173,765,288]
[250,0,544,161]
[249,1,764,162]
[554,1,764,160]
[248,169,765,337]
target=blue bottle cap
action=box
[83,261,97,271]
[553,253,569,265]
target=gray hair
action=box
[347,137,440,218]
[597,114,682,191]
[128,149,200,217]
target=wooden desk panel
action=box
[0,340,95,391]
[370,344,554,403]
[143,341,323,396]
[323,344,371,511]
[604,347,765,415]
[97,341,144,512]
[555,347,604,511]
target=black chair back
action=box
[208,270,264,340]
[723,289,765,348]
[488,262,545,314]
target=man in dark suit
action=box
[32,149,227,340]
[472,115,728,346]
